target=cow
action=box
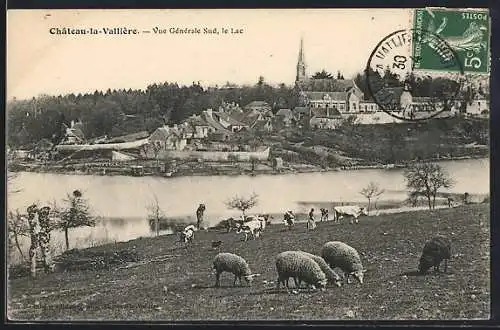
[236,220,262,241]
[333,206,368,224]
[283,211,295,230]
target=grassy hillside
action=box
[8,204,490,320]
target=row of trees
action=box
[7,77,301,148]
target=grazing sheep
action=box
[418,235,452,274]
[321,241,366,284]
[213,252,260,287]
[296,251,342,287]
[275,251,327,291]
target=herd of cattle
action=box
[179,205,369,243]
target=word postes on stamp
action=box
[412,8,490,74]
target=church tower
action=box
[296,37,307,82]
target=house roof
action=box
[186,115,210,127]
[150,126,182,141]
[215,112,249,127]
[202,111,232,133]
[276,109,293,118]
[244,101,271,109]
[296,79,357,93]
[310,107,342,118]
[230,111,261,126]
[306,92,348,101]
[107,130,149,143]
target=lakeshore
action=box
[7,153,488,179]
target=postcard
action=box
[6,8,490,321]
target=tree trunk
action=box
[367,198,371,214]
[427,196,432,210]
[432,194,436,210]
[155,217,160,237]
[65,227,70,250]
[14,232,26,261]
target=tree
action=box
[404,162,455,210]
[359,182,385,213]
[312,69,334,79]
[146,194,166,236]
[55,189,96,250]
[7,209,29,262]
[225,193,259,219]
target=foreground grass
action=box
[8,204,490,321]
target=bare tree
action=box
[359,182,385,214]
[147,194,166,236]
[404,162,455,210]
[7,209,29,262]
[225,193,259,219]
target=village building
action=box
[309,107,343,129]
[60,120,86,144]
[211,111,249,132]
[148,125,187,151]
[293,38,379,123]
[184,115,210,139]
[275,108,295,128]
[243,101,273,117]
[253,118,274,132]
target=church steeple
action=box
[296,37,306,82]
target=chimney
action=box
[206,108,213,117]
[70,120,75,128]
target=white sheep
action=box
[295,251,342,287]
[212,252,260,287]
[275,251,327,291]
[321,241,366,284]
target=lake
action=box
[7,158,489,256]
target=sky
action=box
[7,9,412,100]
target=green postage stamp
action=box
[412,8,490,74]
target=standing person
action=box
[283,210,295,230]
[196,203,206,231]
[37,206,55,273]
[307,208,317,230]
[27,204,41,278]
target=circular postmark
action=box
[365,29,466,122]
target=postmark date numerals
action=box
[392,55,407,70]
[462,12,488,20]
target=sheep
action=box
[275,251,328,291]
[213,252,260,287]
[321,241,366,284]
[418,235,452,274]
[295,251,342,288]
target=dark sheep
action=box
[418,235,452,274]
